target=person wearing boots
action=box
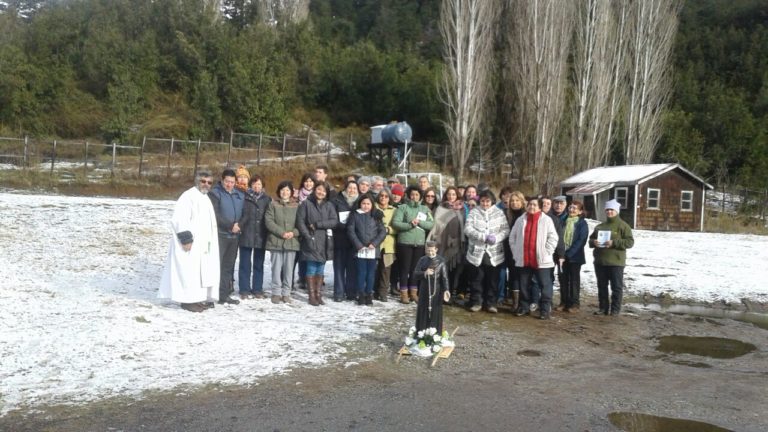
[414,241,450,334]
[264,180,300,304]
[589,199,634,316]
[509,198,559,319]
[296,183,337,306]
[347,195,387,305]
[392,186,435,304]
[374,188,397,302]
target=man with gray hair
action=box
[159,172,220,312]
[370,176,385,198]
[357,176,372,195]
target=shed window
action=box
[681,190,693,211]
[614,187,628,209]
[647,188,661,210]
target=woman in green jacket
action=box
[392,186,435,303]
[264,181,301,304]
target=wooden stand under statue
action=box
[396,241,458,366]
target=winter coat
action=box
[509,211,559,269]
[375,203,397,254]
[547,210,566,259]
[589,215,634,266]
[426,202,465,270]
[465,205,510,267]
[239,190,272,249]
[264,198,300,252]
[564,217,589,265]
[391,200,434,246]
[208,182,244,238]
[346,209,387,259]
[330,192,358,250]
[296,195,338,262]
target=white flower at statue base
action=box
[433,334,441,343]
[426,327,437,336]
[405,336,414,346]
[417,330,425,339]
[431,345,441,353]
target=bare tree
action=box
[571,0,626,173]
[624,0,681,164]
[438,0,498,183]
[507,0,576,193]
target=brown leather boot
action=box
[377,285,389,302]
[400,290,410,304]
[409,288,418,303]
[307,276,318,306]
[314,275,325,305]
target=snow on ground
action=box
[0,191,766,415]
[0,191,405,415]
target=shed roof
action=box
[560,163,713,189]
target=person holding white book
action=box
[347,195,387,305]
[589,199,635,316]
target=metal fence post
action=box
[326,130,332,163]
[51,140,56,175]
[227,130,233,168]
[257,133,262,166]
[426,141,431,171]
[305,128,311,162]
[111,141,117,178]
[138,136,145,177]
[194,138,201,179]
[443,144,448,171]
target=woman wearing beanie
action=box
[589,199,634,316]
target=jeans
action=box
[333,246,356,299]
[270,250,296,297]
[305,260,325,277]
[218,235,239,300]
[562,261,582,308]
[238,247,266,294]
[355,258,377,295]
[518,267,554,313]
[594,264,624,314]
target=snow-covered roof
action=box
[560,163,713,189]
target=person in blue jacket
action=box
[561,200,589,312]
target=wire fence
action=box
[0,130,450,182]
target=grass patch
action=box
[705,212,768,235]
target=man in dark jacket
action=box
[209,168,244,305]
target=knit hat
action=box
[235,165,250,181]
[604,199,621,213]
[391,184,405,197]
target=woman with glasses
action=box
[423,187,439,214]
[374,188,397,302]
[561,200,589,312]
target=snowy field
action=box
[0,190,766,415]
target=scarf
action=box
[523,212,541,268]
[564,216,579,248]
[298,187,312,202]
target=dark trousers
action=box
[594,264,625,314]
[470,263,500,308]
[238,247,265,294]
[218,235,239,300]
[333,247,356,299]
[355,258,377,295]
[518,267,554,313]
[395,244,425,290]
[562,261,582,308]
[376,256,393,296]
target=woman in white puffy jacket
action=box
[508,198,559,319]
[464,190,510,313]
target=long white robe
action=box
[159,186,220,303]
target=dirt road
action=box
[2,298,767,432]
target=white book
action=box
[597,230,611,247]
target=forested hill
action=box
[0,0,766,189]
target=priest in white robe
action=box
[159,172,220,312]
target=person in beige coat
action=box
[508,198,559,319]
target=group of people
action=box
[159,164,634,320]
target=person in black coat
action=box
[346,194,387,305]
[330,180,359,302]
[296,183,337,306]
[414,241,450,335]
[238,175,271,299]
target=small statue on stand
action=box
[414,241,451,335]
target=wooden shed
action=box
[559,163,713,231]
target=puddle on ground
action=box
[656,336,756,359]
[667,359,712,368]
[516,349,542,357]
[627,303,768,330]
[608,412,734,432]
